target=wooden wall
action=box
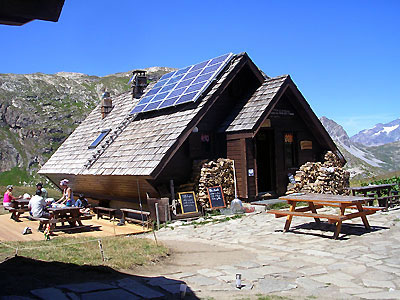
[45,173,159,209]
[267,92,325,195]
[246,138,257,200]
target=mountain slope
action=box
[0,68,173,184]
[320,116,388,178]
[351,118,400,146]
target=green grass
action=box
[0,167,34,186]
[0,236,168,270]
[350,171,400,187]
[268,201,308,210]
[0,185,60,199]
[180,214,244,228]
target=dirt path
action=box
[133,239,250,276]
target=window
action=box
[88,129,111,149]
[284,133,297,168]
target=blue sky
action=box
[1,0,399,136]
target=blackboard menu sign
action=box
[178,192,198,214]
[207,186,226,209]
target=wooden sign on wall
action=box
[300,140,313,150]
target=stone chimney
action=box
[130,70,148,99]
[101,91,112,119]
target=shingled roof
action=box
[221,75,289,133]
[39,54,248,178]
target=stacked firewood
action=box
[286,151,350,195]
[197,158,235,208]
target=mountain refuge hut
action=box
[38,52,343,209]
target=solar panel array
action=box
[130,53,233,114]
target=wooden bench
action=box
[317,203,383,211]
[120,208,151,227]
[268,209,343,223]
[5,207,29,221]
[377,194,400,208]
[32,214,93,231]
[95,207,117,220]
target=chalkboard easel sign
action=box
[207,186,226,209]
[178,191,198,214]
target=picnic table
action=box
[5,199,30,221]
[348,184,398,209]
[268,193,380,239]
[34,207,92,231]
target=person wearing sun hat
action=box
[56,179,75,206]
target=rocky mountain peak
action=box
[350,118,400,146]
[320,116,351,147]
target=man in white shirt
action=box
[28,193,51,219]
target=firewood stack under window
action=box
[286,151,350,195]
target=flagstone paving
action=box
[140,207,400,299]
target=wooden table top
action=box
[347,184,396,192]
[279,193,372,204]
[48,206,80,212]
[14,199,29,204]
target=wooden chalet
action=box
[39,52,344,207]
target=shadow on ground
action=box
[0,256,199,299]
[281,221,389,240]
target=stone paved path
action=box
[140,207,400,299]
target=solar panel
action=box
[130,53,233,114]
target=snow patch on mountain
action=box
[351,118,400,146]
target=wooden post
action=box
[155,202,160,230]
[98,239,105,261]
[170,179,175,200]
[232,160,238,199]
[165,204,168,228]
[137,179,145,228]
[152,222,158,246]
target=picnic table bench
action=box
[120,208,151,227]
[347,184,398,209]
[268,193,378,239]
[33,207,92,231]
[94,207,117,220]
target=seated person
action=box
[75,194,89,208]
[3,185,22,221]
[28,191,52,219]
[36,182,48,200]
[75,194,90,213]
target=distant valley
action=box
[320,117,400,179]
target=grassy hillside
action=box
[0,68,172,186]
